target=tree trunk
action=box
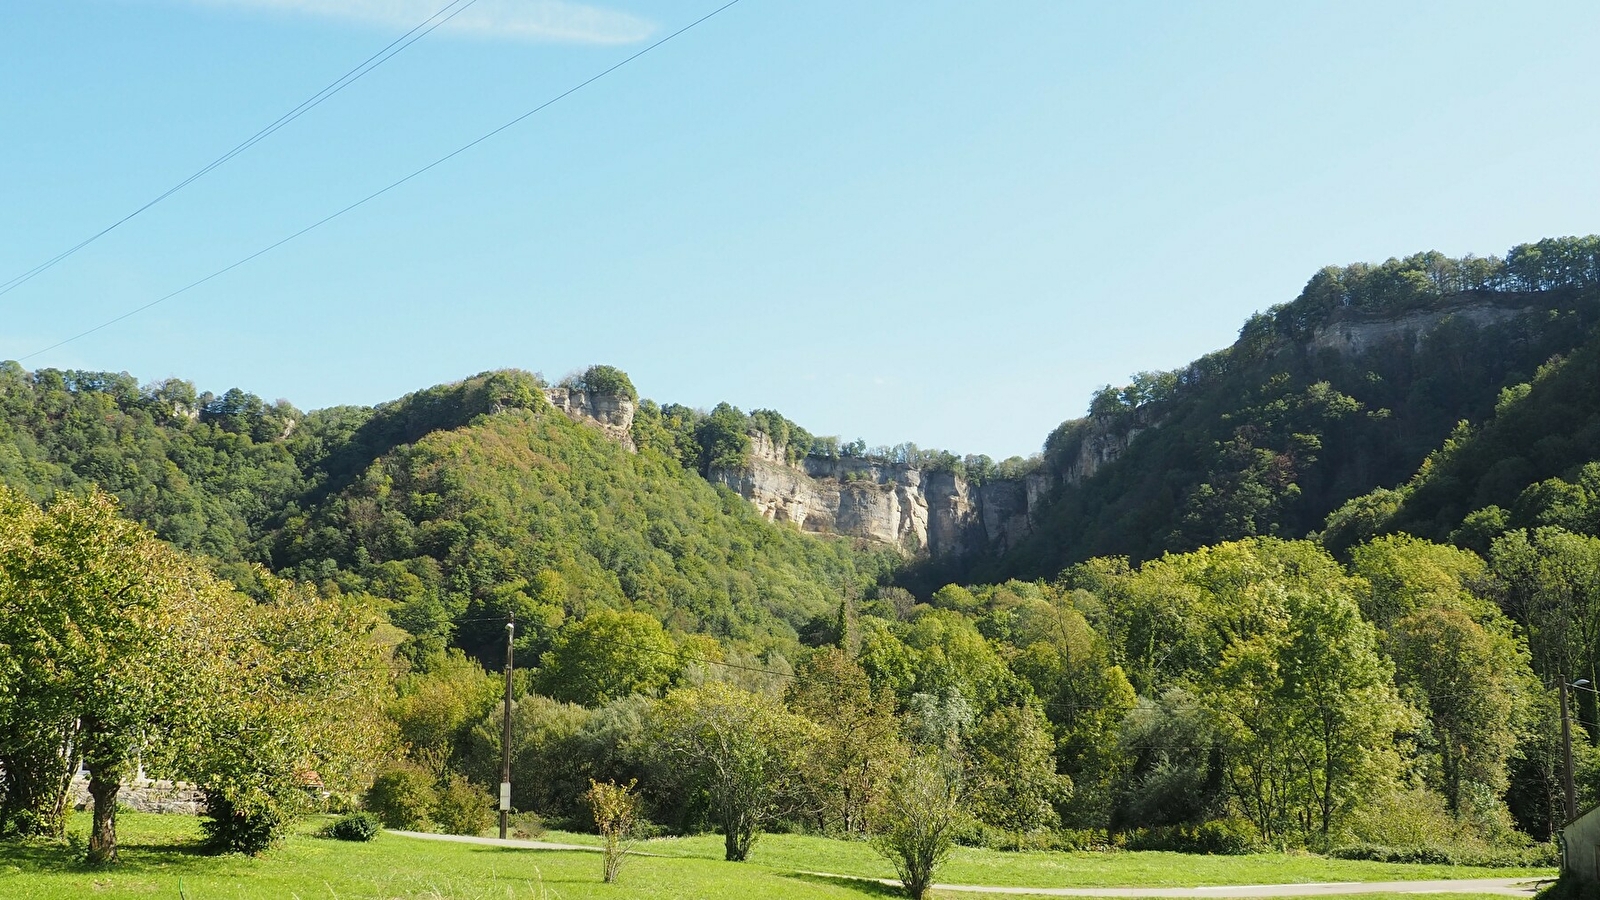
[86,765,123,865]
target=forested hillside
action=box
[8,237,1600,869]
[270,396,898,665]
[1322,322,1600,554]
[0,364,897,669]
[947,237,1600,585]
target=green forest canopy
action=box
[7,237,1600,865]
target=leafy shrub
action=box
[586,779,644,883]
[509,811,546,840]
[329,812,382,842]
[1337,786,1550,866]
[1331,843,1458,865]
[433,774,493,836]
[200,793,286,855]
[365,763,438,831]
[1125,818,1261,855]
[1330,843,1557,867]
[1345,787,1462,848]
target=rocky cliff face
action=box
[544,296,1533,559]
[1059,410,1156,485]
[707,432,1054,559]
[544,387,636,451]
[701,297,1535,558]
[1308,300,1530,357]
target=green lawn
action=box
[0,813,1556,900]
[586,830,1554,889]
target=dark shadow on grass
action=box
[783,871,907,897]
[0,836,226,878]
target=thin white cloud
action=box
[181,0,656,45]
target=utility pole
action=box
[1562,674,1578,824]
[499,611,518,839]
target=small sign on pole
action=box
[500,782,512,812]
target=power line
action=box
[452,613,820,685]
[0,0,481,299]
[18,0,748,362]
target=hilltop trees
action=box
[561,365,637,401]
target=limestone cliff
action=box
[1056,409,1158,486]
[707,432,1049,558]
[540,294,1545,560]
[701,295,1546,559]
[1308,299,1531,357]
[544,387,636,451]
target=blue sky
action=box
[4,1,1599,459]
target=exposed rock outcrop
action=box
[544,387,636,451]
[703,297,1533,558]
[545,292,1557,562]
[708,432,1046,559]
[1059,411,1157,485]
[1309,300,1529,357]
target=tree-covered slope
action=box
[270,398,898,663]
[959,238,1600,584]
[1322,320,1600,554]
[0,361,307,560]
[0,363,895,666]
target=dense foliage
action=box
[8,236,1600,880]
[940,239,1600,587]
[0,365,897,674]
[0,488,389,859]
[1323,328,1600,554]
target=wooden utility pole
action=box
[499,614,518,832]
[1562,675,1578,824]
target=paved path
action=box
[795,874,1551,898]
[390,830,599,852]
[391,831,1549,898]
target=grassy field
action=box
[0,812,1556,900]
[584,830,1555,889]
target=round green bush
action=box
[432,774,493,836]
[200,794,286,855]
[329,812,382,842]
[365,763,438,831]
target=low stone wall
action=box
[69,775,204,815]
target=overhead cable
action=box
[20,0,746,362]
[0,0,482,299]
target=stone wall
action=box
[69,775,204,815]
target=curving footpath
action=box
[390,830,600,852]
[795,874,1551,898]
[391,831,1549,897]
